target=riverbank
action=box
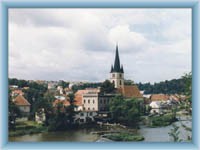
[9,115,192,142]
[9,121,47,137]
[139,115,192,142]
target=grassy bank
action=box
[149,114,177,127]
[9,121,47,137]
[102,132,144,141]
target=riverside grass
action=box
[9,121,47,137]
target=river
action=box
[9,116,192,142]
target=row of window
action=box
[83,107,96,111]
[80,112,93,117]
[99,99,109,104]
[83,99,95,104]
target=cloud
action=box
[9,8,191,83]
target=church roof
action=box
[111,45,124,73]
[117,85,143,98]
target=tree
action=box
[8,90,21,130]
[100,80,115,94]
[181,72,192,113]
[124,79,134,85]
[109,96,141,126]
[48,93,77,131]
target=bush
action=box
[150,114,177,127]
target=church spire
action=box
[110,65,114,73]
[113,44,121,72]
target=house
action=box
[35,108,46,124]
[150,94,169,102]
[149,101,164,114]
[13,95,31,116]
[57,86,64,94]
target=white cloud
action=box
[9,8,191,83]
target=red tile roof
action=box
[118,85,143,98]
[150,94,169,101]
[74,90,87,106]
[14,95,31,106]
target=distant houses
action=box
[9,45,188,125]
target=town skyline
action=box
[9,8,191,83]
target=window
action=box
[84,99,86,103]
[88,99,90,104]
[93,100,95,104]
[93,107,95,110]
[100,99,102,104]
[112,74,115,78]
[88,107,90,110]
[120,80,122,85]
[90,112,93,116]
[83,107,85,110]
[80,113,84,116]
[119,74,122,78]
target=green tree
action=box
[100,80,115,94]
[109,96,141,126]
[8,90,21,130]
[48,93,77,131]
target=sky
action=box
[9,8,191,83]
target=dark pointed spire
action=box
[120,65,124,73]
[110,65,114,73]
[113,44,121,72]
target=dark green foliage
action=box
[100,80,115,94]
[124,79,134,85]
[9,121,46,137]
[9,94,21,130]
[9,78,29,88]
[48,94,77,131]
[109,96,142,126]
[136,76,189,94]
[150,114,177,127]
[71,82,102,93]
[58,80,69,89]
[181,72,192,103]
[103,133,144,141]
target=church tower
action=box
[110,44,124,89]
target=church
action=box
[110,45,143,99]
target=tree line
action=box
[135,75,190,94]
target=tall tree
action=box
[100,80,115,94]
[8,90,21,130]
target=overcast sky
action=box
[9,8,191,83]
